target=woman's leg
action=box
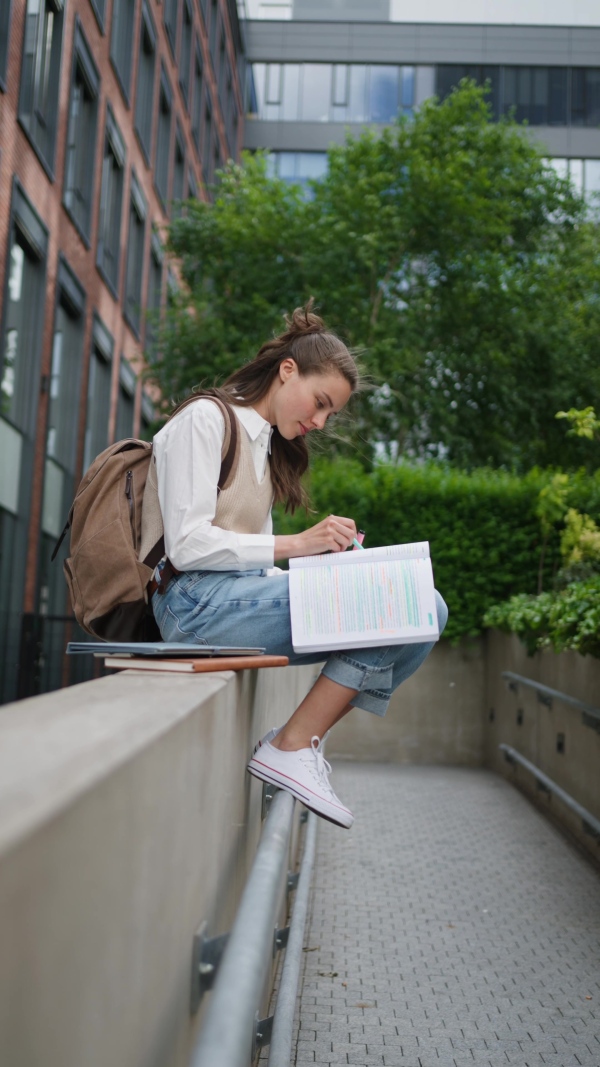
[271,675,358,750]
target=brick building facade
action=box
[0,0,245,702]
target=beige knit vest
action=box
[139,406,273,563]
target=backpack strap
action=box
[144,394,240,588]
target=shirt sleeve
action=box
[154,399,275,571]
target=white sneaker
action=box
[252,726,282,756]
[247,735,354,829]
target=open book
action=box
[289,542,439,654]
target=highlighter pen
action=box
[352,530,366,550]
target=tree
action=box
[147,82,600,470]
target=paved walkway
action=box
[290,764,600,1067]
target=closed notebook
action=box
[103,655,289,672]
[289,542,439,654]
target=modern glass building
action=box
[242,0,600,197]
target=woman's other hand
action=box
[274,515,357,560]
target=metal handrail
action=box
[499,743,600,839]
[267,810,317,1067]
[189,788,309,1067]
[501,671,600,731]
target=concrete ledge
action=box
[0,664,315,1067]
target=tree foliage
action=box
[149,81,600,470]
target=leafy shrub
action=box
[273,460,581,642]
[483,578,600,657]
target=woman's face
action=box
[268,360,352,440]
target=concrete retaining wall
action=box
[0,663,315,1067]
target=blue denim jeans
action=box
[152,570,448,717]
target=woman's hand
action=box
[274,515,357,561]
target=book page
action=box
[289,541,430,569]
[290,555,439,653]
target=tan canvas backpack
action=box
[52,395,238,642]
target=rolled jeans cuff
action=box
[320,653,393,717]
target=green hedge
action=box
[273,460,600,643]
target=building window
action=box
[41,257,85,565]
[97,107,126,295]
[188,168,198,200]
[163,0,179,57]
[110,0,136,103]
[145,230,163,356]
[1,185,48,434]
[0,184,49,703]
[172,125,186,215]
[571,69,600,127]
[84,316,113,470]
[115,358,136,440]
[268,151,327,193]
[134,2,156,164]
[0,0,12,87]
[250,62,416,125]
[155,67,173,209]
[191,45,203,155]
[140,392,155,440]
[209,0,218,63]
[19,0,64,172]
[63,22,100,243]
[502,66,567,126]
[179,0,192,110]
[124,171,147,336]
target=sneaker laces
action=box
[297,735,335,796]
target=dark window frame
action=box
[87,0,106,33]
[83,314,113,471]
[0,0,14,91]
[63,18,101,246]
[134,1,157,165]
[96,105,126,298]
[163,0,179,58]
[178,0,193,111]
[171,122,186,216]
[154,65,173,211]
[109,0,136,106]
[18,0,66,178]
[123,170,147,338]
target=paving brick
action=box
[259,766,600,1067]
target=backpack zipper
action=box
[125,470,136,545]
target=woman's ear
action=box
[279,358,297,382]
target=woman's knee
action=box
[435,589,449,636]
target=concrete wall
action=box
[0,663,316,1067]
[484,630,600,858]
[329,638,486,766]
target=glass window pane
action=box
[585,159,600,195]
[277,152,297,179]
[332,64,348,106]
[252,63,265,116]
[296,152,327,180]
[532,68,548,125]
[569,158,583,195]
[348,65,368,123]
[401,66,414,110]
[369,65,399,123]
[281,64,300,121]
[265,63,281,104]
[548,67,567,125]
[549,157,568,180]
[300,64,331,122]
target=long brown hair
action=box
[207,302,359,512]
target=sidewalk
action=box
[291,764,600,1067]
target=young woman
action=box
[148,304,448,828]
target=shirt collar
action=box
[232,404,273,448]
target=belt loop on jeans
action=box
[149,558,180,597]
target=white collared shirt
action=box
[153,399,276,571]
